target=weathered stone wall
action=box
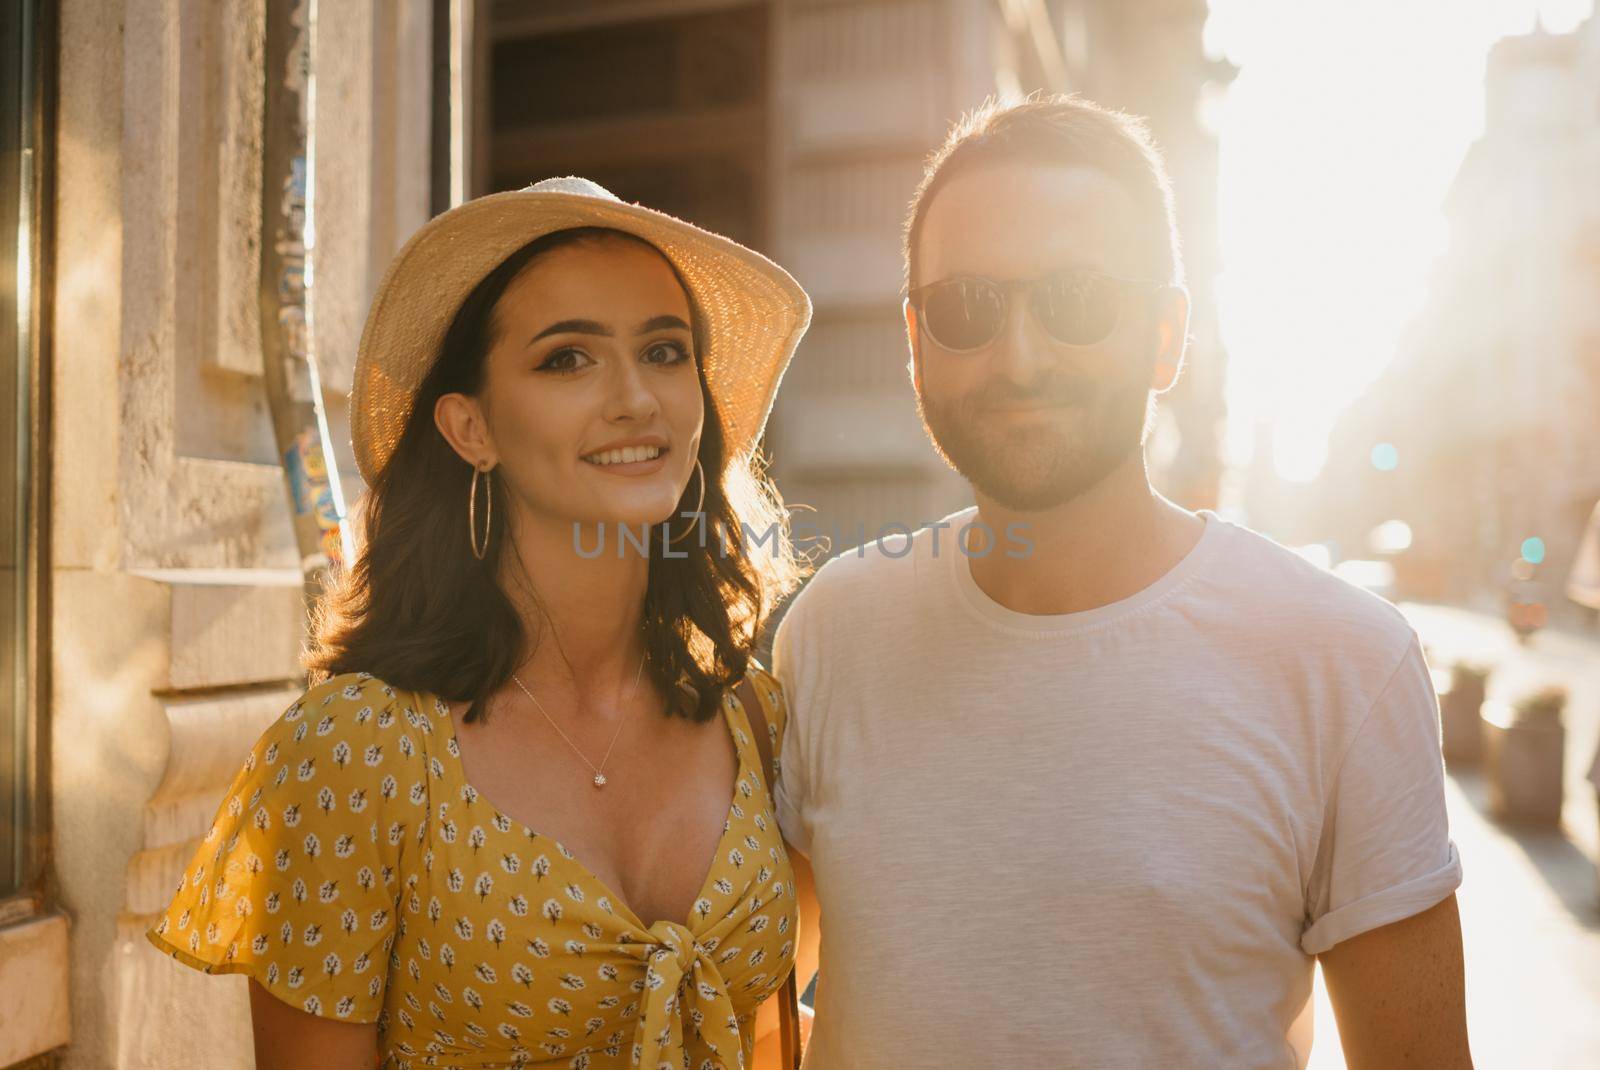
[50,1,433,1065]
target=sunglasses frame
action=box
[905,268,1168,354]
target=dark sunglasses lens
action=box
[921,279,1004,351]
[1034,273,1121,345]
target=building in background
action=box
[482,0,1231,569]
[1318,13,1600,622]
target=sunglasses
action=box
[906,269,1165,353]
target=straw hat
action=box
[349,176,812,485]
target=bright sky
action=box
[1205,0,1595,484]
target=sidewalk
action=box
[1308,603,1600,1068]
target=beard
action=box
[918,368,1151,511]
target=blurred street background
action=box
[2,0,1598,1066]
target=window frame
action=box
[0,0,54,926]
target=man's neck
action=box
[964,450,1205,617]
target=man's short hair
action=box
[903,94,1184,290]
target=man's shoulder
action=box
[1203,515,1416,663]
[789,510,968,614]
[794,539,901,601]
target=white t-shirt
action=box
[773,507,1461,1069]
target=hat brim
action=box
[350,187,812,485]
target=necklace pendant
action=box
[593,773,607,788]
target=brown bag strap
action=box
[735,676,804,1070]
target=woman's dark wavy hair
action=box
[308,227,806,724]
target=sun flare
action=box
[1206,0,1596,486]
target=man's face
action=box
[909,162,1170,512]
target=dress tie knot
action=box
[630,919,742,1069]
[646,919,698,976]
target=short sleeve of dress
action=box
[146,673,426,1022]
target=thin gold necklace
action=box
[511,652,647,788]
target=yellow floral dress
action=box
[146,665,797,1070]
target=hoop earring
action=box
[667,459,706,546]
[468,464,493,560]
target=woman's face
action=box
[469,237,706,534]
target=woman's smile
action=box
[580,436,671,474]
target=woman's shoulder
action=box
[293,670,421,721]
[242,672,443,792]
[278,671,442,741]
[732,659,788,755]
[740,659,782,705]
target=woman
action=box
[147,177,815,1070]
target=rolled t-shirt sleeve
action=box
[771,603,813,859]
[1301,634,1463,955]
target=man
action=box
[775,96,1470,1068]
